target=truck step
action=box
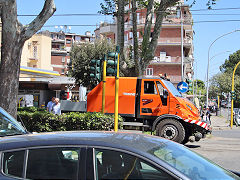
[118,129,143,134]
[123,122,143,126]
[123,122,150,128]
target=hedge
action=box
[17,108,123,133]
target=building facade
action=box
[49,30,95,75]
[95,0,194,85]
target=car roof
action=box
[0,131,173,153]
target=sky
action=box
[16,0,240,82]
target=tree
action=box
[100,0,217,76]
[220,50,240,76]
[0,0,56,118]
[209,72,240,106]
[69,39,115,89]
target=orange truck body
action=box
[87,76,211,143]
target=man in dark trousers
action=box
[206,107,212,125]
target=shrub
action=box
[17,108,123,133]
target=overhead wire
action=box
[17,6,240,27]
[17,7,240,17]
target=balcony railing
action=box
[150,56,181,64]
[52,38,65,43]
[169,75,181,83]
[51,48,67,54]
[135,37,192,46]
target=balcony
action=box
[52,38,65,44]
[99,24,116,34]
[150,56,181,64]
[169,75,181,84]
[51,48,67,55]
[157,37,192,46]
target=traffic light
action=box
[106,52,118,76]
[89,59,102,81]
[231,91,236,100]
[186,79,193,92]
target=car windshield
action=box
[0,107,27,137]
[162,80,182,97]
[148,140,240,180]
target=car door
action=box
[90,147,180,180]
[1,146,83,180]
[140,80,162,117]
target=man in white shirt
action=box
[52,98,61,115]
[47,97,55,112]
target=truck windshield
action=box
[162,80,182,97]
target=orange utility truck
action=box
[87,76,211,144]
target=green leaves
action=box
[17,108,123,133]
[69,39,115,88]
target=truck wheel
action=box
[156,119,185,144]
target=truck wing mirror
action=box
[163,89,168,98]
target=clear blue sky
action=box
[17,0,240,81]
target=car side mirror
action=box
[163,89,168,98]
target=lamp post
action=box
[206,30,240,108]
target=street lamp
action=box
[206,30,240,108]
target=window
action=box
[124,34,128,42]
[3,150,25,178]
[62,56,65,63]
[26,147,80,179]
[66,39,71,44]
[144,81,157,94]
[146,68,153,76]
[95,149,175,180]
[156,81,164,96]
[129,32,133,39]
[33,46,37,59]
[61,69,65,74]
[0,109,26,137]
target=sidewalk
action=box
[210,115,238,130]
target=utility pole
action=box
[180,6,184,82]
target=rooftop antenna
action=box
[55,26,58,32]
[64,25,67,33]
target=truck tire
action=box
[156,119,185,144]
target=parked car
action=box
[0,131,240,180]
[0,107,28,137]
[221,100,228,107]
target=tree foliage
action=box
[69,39,115,88]
[220,50,240,76]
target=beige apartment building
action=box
[19,34,61,107]
[21,34,52,71]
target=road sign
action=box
[177,81,189,93]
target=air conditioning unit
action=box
[165,56,171,62]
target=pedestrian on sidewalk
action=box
[206,107,212,125]
[46,97,55,113]
[52,98,61,115]
[200,106,204,120]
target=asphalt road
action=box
[185,128,240,172]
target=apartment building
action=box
[49,30,95,75]
[95,0,194,85]
[19,33,60,107]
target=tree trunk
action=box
[0,0,55,118]
[131,0,140,75]
[140,0,154,76]
[117,0,125,62]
